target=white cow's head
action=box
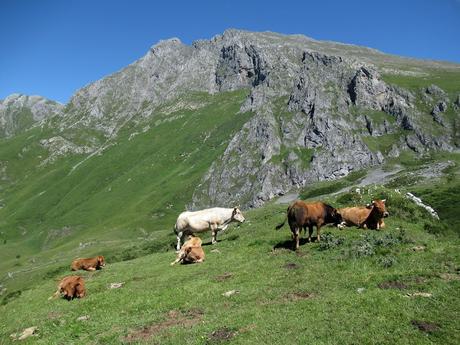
[232,207,245,223]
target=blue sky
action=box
[1,0,459,103]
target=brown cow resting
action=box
[49,275,86,300]
[276,200,342,250]
[171,236,205,265]
[338,199,389,230]
[71,255,105,271]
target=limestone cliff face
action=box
[0,94,63,138]
[6,30,459,208]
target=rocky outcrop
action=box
[39,136,94,166]
[431,101,447,126]
[6,30,459,208]
[192,51,399,208]
[0,94,63,137]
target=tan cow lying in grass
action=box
[49,276,86,300]
[171,236,205,265]
[71,255,105,271]
[338,199,389,230]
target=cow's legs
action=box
[48,288,62,300]
[176,231,183,251]
[292,227,300,250]
[308,226,314,242]
[211,224,218,244]
[316,225,322,242]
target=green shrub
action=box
[319,232,345,251]
[377,256,397,268]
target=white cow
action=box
[174,207,245,250]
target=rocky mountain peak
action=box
[7,30,459,208]
[0,94,63,137]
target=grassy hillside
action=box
[0,90,251,290]
[1,65,459,343]
[1,185,459,344]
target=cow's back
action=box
[340,207,371,226]
[288,201,327,226]
[175,208,227,231]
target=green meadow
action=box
[1,182,459,344]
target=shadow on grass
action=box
[273,237,317,251]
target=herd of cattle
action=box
[50,200,388,300]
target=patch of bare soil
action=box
[215,272,233,282]
[283,263,299,270]
[378,280,408,290]
[123,308,204,343]
[207,327,237,343]
[411,320,440,333]
[284,291,315,302]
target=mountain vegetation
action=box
[0,30,459,343]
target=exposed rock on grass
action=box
[222,290,239,297]
[404,292,432,298]
[10,326,38,341]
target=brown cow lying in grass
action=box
[338,199,389,230]
[49,275,86,300]
[71,255,105,271]
[276,200,342,250]
[171,236,205,265]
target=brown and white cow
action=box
[71,255,105,271]
[276,200,342,250]
[49,275,86,300]
[174,207,245,250]
[338,199,389,230]
[170,236,205,265]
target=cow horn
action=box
[382,199,386,203]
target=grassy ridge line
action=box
[0,90,251,290]
[0,188,459,344]
[382,69,460,98]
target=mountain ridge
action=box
[2,30,460,209]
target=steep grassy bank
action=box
[1,185,459,344]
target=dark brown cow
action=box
[49,275,86,300]
[338,199,389,230]
[276,200,342,250]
